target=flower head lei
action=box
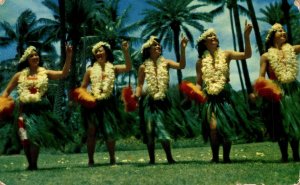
[92,41,111,55]
[19,46,37,63]
[197,28,216,43]
[265,23,283,42]
[141,36,158,53]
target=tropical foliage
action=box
[139,0,212,84]
[0,0,299,154]
[258,1,300,47]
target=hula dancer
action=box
[1,44,73,170]
[78,40,131,166]
[256,23,300,162]
[134,35,189,164]
[195,21,260,163]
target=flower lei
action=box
[144,56,169,100]
[267,44,298,83]
[201,49,228,95]
[18,67,48,103]
[90,62,115,100]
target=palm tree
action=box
[258,2,300,45]
[95,0,142,49]
[231,0,252,94]
[139,0,212,84]
[281,0,292,44]
[64,0,103,88]
[245,0,264,55]
[0,9,54,59]
[46,0,67,119]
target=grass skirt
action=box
[81,96,135,141]
[201,83,263,142]
[0,116,21,154]
[261,80,300,141]
[21,98,71,149]
[139,94,200,144]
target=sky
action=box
[0,0,299,90]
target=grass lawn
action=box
[0,141,299,185]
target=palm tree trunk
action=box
[172,26,182,85]
[171,24,183,99]
[281,0,293,44]
[232,0,252,94]
[229,8,246,100]
[246,0,264,55]
[53,0,66,119]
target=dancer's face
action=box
[273,27,287,44]
[95,46,107,62]
[28,51,40,68]
[204,33,219,48]
[150,40,161,57]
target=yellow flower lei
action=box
[201,49,228,95]
[144,56,169,100]
[90,62,115,100]
[18,67,48,103]
[268,44,298,83]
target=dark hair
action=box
[142,38,163,61]
[196,40,207,59]
[91,45,114,66]
[196,35,220,59]
[265,30,277,52]
[17,50,43,71]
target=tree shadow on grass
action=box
[132,159,211,167]
[1,166,68,173]
[231,158,297,164]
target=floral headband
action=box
[197,28,216,43]
[141,36,158,53]
[19,46,37,63]
[265,23,283,42]
[92,41,111,55]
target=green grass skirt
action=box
[139,94,201,144]
[21,98,71,149]
[261,80,300,141]
[201,83,263,142]
[81,96,137,141]
[0,116,21,154]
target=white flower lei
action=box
[201,49,228,95]
[144,56,169,100]
[267,44,298,83]
[90,62,115,100]
[18,67,48,103]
